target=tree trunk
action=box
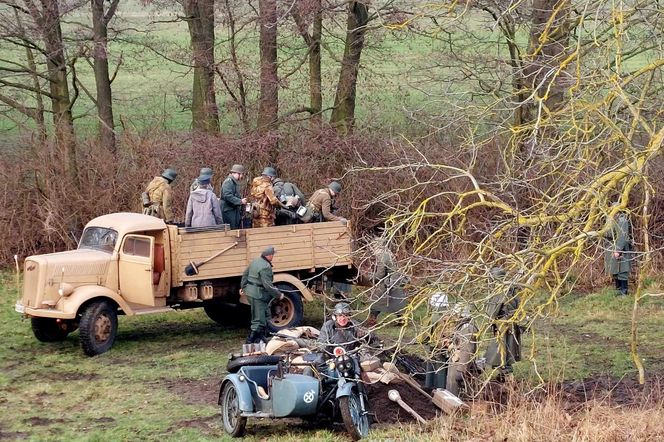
[91,0,118,154]
[257,0,278,131]
[329,1,368,134]
[292,0,322,127]
[309,0,322,126]
[40,0,78,184]
[521,0,573,122]
[184,0,219,134]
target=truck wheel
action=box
[79,300,118,356]
[31,317,70,342]
[340,389,370,440]
[204,303,250,327]
[267,283,304,332]
[220,381,247,437]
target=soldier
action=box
[304,181,346,223]
[142,168,177,223]
[185,174,223,228]
[318,302,378,354]
[273,177,307,225]
[240,246,284,344]
[190,167,214,192]
[365,238,409,326]
[220,164,248,229]
[249,167,281,228]
[604,208,633,296]
[483,267,522,380]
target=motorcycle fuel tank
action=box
[271,374,319,417]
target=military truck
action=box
[15,213,355,356]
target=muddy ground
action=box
[161,370,663,426]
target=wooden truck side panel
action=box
[169,222,353,287]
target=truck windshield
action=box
[79,227,118,253]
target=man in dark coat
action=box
[240,246,283,343]
[220,164,247,229]
[604,209,632,295]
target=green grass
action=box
[2,270,663,440]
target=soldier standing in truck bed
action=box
[249,167,282,228]
[143,168,177,223]
[220,164,247,229]
[305,181,346,223]
[273,176,306,225]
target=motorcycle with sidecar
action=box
[219,346,370,440]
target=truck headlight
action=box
[58,283,74,297]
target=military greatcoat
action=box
[604,212,633,281]
[241,256,282,332]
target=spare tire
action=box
[226,354,282,373]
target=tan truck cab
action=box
[16,212,355,356]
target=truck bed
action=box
[168,221,353,287]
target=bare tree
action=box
[183,0,220,133]
[91,0,120,153]
[257,0,278,132]
[329,0,368,133]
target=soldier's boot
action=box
[254,328,267,344]
[245,330,259,344]
[619,279,629,296]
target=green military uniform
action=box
[249,175,280,228]
[604,212,632,295]
[484,268,521,376]
[241,248,282,343]
[143,176,174,222]
[221,174,244,229]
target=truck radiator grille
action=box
[22,259,41,307]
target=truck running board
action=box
[133,307,175,315]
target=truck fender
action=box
[273,273,314,302]
[219,375,255,412]
[335,379,357,399]
[61,285,135,318]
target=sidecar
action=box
[218,362,320,437]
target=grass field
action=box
[1,269,663,441]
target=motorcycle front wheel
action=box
[339,389,369,440]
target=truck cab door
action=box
[119,234,155,306]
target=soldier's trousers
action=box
[249,296,270,332]
[252,217,275,228]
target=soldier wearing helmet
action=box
[190,167,214,192]
[142,168,177,223]
[221,164,248,229]
[248,166,282,228]
[304,181,347,223]
[317,302,377,353]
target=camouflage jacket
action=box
[144,176,174,221]
[249,176,280,220]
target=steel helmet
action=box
[200,167,213,177]
[333,302,351,316]
[230,164,246,174]
[262,167,277,177]
[161,168,177,181]
[328,181,342,193]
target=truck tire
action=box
[31,317,70,342]
[204,303,249,327]
[79,300,118,356]
[226,355,282,373]
[267,283,304,332]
